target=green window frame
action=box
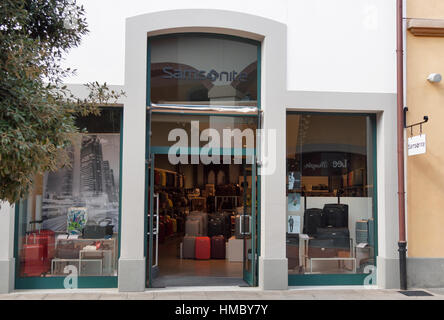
[13,107,124,290]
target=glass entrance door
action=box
[145,112,259,288]
[241,155,257,286]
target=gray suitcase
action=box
[185,219,201,236]
[183,236,196,259]
[187,215,204,236]
[190,212,208,236]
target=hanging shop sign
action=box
[408,134,426,156]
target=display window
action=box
[14,108,122,288]
[150,34,259,106]
[286,112,377,283]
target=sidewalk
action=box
[1,287,443,300]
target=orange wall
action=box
[407,0,444,257]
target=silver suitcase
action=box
[185,219,201,236]
[182,236,196,259]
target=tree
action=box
[0,0,123,204]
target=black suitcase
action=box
[323,204,349,228]
[82,219,114,239]
[316,227,350,248]
[208,217,224,237]
[303,208,326,236]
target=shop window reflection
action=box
[17,109,121,278]
[286,113,376,275]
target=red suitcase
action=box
[39,230,56,259]
[22,234,50,277]
[211,235,226,259]
[195,237,211,260]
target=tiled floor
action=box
[1,287,442,300]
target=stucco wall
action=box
[406,0,444,258]
[69,0,397,94]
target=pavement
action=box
[0,286,443,300]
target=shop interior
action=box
[147,155,253,287]
[286,113,376,275]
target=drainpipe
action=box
[396,0,408,291]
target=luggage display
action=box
[185,219,201,237]
[316,227,350,248]
[171,218,177,233]
[190,212,208,235]
[220,211,233,239]
[38,230,56,259]
[165,218,173,236]
[158,221,165,244]
[303,208,325,236]
[368,218,375,247]
[356,220,369,244]
[308,239,338,258]
[211,235,226,259]
[22,233,51,277]
[208,217,224,238]
[182,236,196,259]
[55,240,81,259]
[82,219,114,239]
[235,214,250,239]
[323,204,349,228]
[195,236,211,260]
[176,216,185,233]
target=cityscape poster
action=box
[42,134,120,233]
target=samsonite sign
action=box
[408,134,426,156]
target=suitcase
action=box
[38,230,56,259]
[55,240,81,259]
[303,208,325,236]
[158,222,165,244]
[211,235,226,259]
[208,217,224,238]
[356,220,369,244]
[323,204,349,228]
[308,239,338,258]
[171,218,177,233]
[165,219,173,236]
[195,237,211,260]
[176,216,185,233]
[316,227,350,248]
[187,215,204,236]
[82,224,114,239]
[185,219,200,236]
[22,234,50,276]
[190,212,208,236]
[182,236,196,259]
[235,215,250,239]
[220,211,233,239]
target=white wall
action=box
[65,0,396,94]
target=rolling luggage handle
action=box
[29,220,43,233]
[239,215,251,236]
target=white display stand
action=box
[227,236,244,262]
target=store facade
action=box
[0,7,401,293]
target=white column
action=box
[118,21,147,292]
[0,202,15,293]
[376,108,401,289]
[258,32,288,290]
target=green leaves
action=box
[0,0,124,203]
